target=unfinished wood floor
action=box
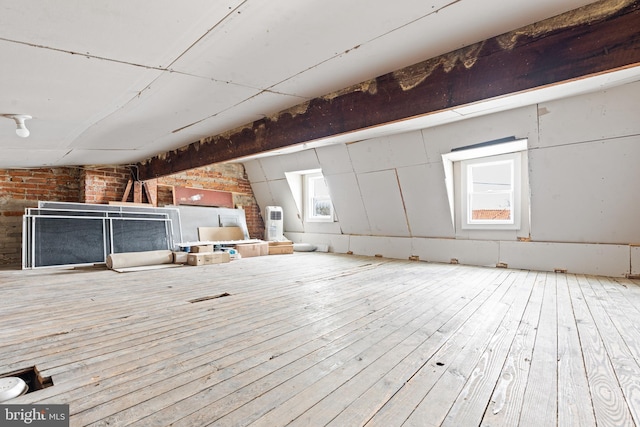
[2,253,640,426]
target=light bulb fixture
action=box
[2,114,32,138]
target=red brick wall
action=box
[80,166,131,204]
[156,163,264,239]
[0,163,264,266]
[0,167,82,265]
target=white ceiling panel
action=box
[2,0,636,169]
[0,0,242,67]
[172,0,454,89]
[57,149,152,167]
[71,72,260,150]
[271,0,600,98]
[160,90,305,143]
[0,149,70,168]
[0,40,161,148]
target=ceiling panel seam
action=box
[260,0,466,94]
[0,35,265,93]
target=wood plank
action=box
[438,271,536,427]
[3,258,380,368]
[400,271,532,426]
[222,267,502,427]
[582,276,640,424]
[72,261,452,425]
[480,272,546,426]
[217,286,465,426]
[517,272,558,426]
[26,261,410,406]
[364,270,514,426]
[594,277,640,363]
[144,179,158,207]
[197,226,245,241]
[556,273,596,427]
[568,275,634,426]
[0,256,382,344]
[120,178,132,202]
[133,181,143,203]
[2,254,640,426]
[92,263,472,426]
[324,270,520,427]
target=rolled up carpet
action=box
[106,250,174,270]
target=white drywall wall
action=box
[267,179,304,233]
[243,80,640,276]
[315,144,353,175]
[396,163,454,238]
[632,246,640,277]
[324,172,370,235]
[285,232,350,253]
[529,136,640,244]
[347,130,428,173]
[499,241,630,277]
[356,170,410,237]
[349,235,413,260]
[421,105,539,160]
[535,82,640,148]
[411,237,500,267]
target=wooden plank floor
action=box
[2,253,640,426]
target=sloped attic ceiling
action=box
[0,0,638,170]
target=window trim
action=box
[285,169,335,223]
[460,152,521,230]
[441,138,527,231]
[304,172,334,222]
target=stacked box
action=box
[235,241,269,258]
[172,251,189,264]
[191,244,214,253]
[268,241,294,255]
[187,252,230,266]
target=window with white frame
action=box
[285,169,335,223]
[442,138,527,231]
[461,152,521,228]
[304,172,334,222]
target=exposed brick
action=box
[0,167,81,266]
[0,162,265,266]
[156,163,264,239]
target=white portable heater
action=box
[264,206,285,241]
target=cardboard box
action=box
[191,244,214,253]
[235,241,269,258]
[268,241,294,255]
[172,251,189,264]
[187,251,230,266]
[219,247,240,260]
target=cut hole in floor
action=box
[0,366,53,402]
[189,293,231,303]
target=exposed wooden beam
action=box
[138,0,640,179]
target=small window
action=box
[305,172,334,222]
[442,138,527,232]
[461,153,520,228]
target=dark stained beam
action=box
[138,0,640,179]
